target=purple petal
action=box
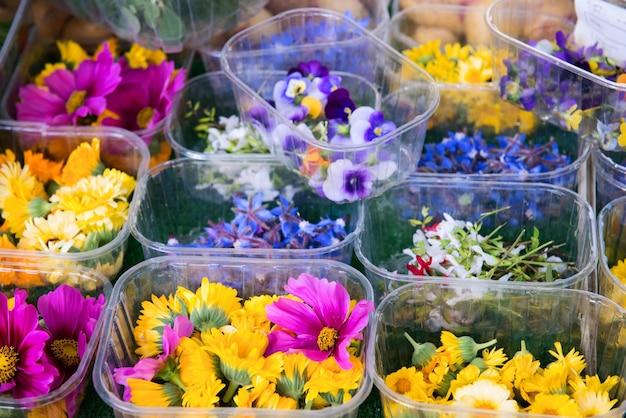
[265,297,323,336]
[339,300,373,339]
[45,69,76,100]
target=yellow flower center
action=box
[316,327,338,352]
[396,378,411,394]
[137,107,155,129]
[65,90,87,114]
[0,345,18,383]
[374,127,383,136]
[472,400,499,410]
[50,338,80,367]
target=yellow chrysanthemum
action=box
[60,139,102,186]
[34,63,67,87]
[458,55,493,84]
[201,328,283,387]
[125,43,167,69]
[230,294,279,333]
[500,345,541,397]
[522,362,569,401]
[57,40,89,68]
[439,331,463,365]
[274,352,316,402]
[133,293,185,358]
[570,375,620,394]
[548,342,586,380]
[611,258,626,284]
[234,375,298,410]
[0,161,46,210]
[425,56,457,82]
[177,337,224,408]
[452,380,518,412]
[0,149,16,165]
[443,43,472,62]
[304,356,363,404]
[18,211,85,252]
[448,364,481,398]
[528,393,582,416]
[176,278,241,332]
[482,347,508,368]
[51,173,132,233]
[385,366,431,402]
[424,353,451,394]
[23,150,63,183]
[404,40,442,66]
[2,195,51,237]
[102,168,136,198]
[127,379,182,407]
[573,388,618,417]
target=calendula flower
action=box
[18,211,86,252]
[548,342,586,380]
[2,195,52,237]
[275,352,315,402]
[610,258,626,284]
[175,278,241,332]
[440,331,497,365]
[563,104,583,131]
[177,337,224,408]
[133,294,186,358]
[234,375,298,410]
[0,291,58,398]
[127,379,182,407]
[59,139,102,186]
[618,122,626,148]
[230,294,279,333]
[404,40,442,66]
[482,347,508,368]
[23,150,63,183]
[528,393,582,416]
[265,273,374,369]
[57,40,89,68]
[0,149,16,166]
[573,388,617,417]
[385,366,431,401]
[304,356,363,405]
[570,375,620,394]
[0,161,46,210]
[124,43,166,70]
[453,379,518,412]
[522,362,569,400]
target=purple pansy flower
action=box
[349,106,397,144]
[272,72,311,122]
[273,123,310,153]
[288,60,329,78]
[325,88,355,122]
[322,159,373,202]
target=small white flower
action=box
[298,220,310,230]
[335,218,345,228]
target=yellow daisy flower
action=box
[275,352,316,402]
[127,379,182,407]
[230,294,279,333]
[522,362,569,400]
[34,63,67,87]
[448,364,481,398]
[548,342,586,380]
[403,40,442,66]
[458,55,493,84]
[0,161,46,210]
[60,139,102,186]
[235,375,298,410]
[385,366,431,402]
[439,331,497,365]
[452,379,518,412]
[18,211,86,252]
[133,293,185,358]
[102,168,136,198]
[573,388,617,417]
[125,43,167,69]
[304,356,363,405]
[2,195,52,237]
[570,375,620,394]
[176,278,241,332]
[23,150,63,183]
[57,40,89,68]
[528,393,582,416]
[177,337,224,408]
[443,43,472,62]
[610,258,626,284]
[500,343,541,397]
[0,149,16,165]
[563,105,583,131]
[482,347,508,368]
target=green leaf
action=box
[156,5,184,43]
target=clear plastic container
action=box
[487,0,626,151]
[416,85,592,193]
[200,0,390,71]
[221,8,439,204]
[598,196,626,308]
[1,36,193,168]
[0,259,112,418]
[166,71,271,159]
[0,0,30,93]
[94,0,268,52]
[130,157,362,262]
[594,146,626,212]
[0,120,149,279]
[367,281,626,418]
[355,179,597,300]
[93,255,373,418]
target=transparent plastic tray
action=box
[130,157,362,262]
[0,259,111,418]
[0,0,30,93]
[594,146,626,212]
[598,196,626,309]
[355,179,597,300]
[367,281,626,418]
[221,8,439,203]
[0,121,149,278]
[93,255,373,418]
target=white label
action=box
[574,0,626,63]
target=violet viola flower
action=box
[113,315,192,401]
[0,290,58,398]
[37,285,106,383]
[349,106,397,144]
[325,88,355,122]
[288,60,329,79]
[16,43,121,126]
[322,159,373,202]
[272,72,311,122]
[265,273,373,370]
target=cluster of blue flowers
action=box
[168,193,347,249]
[417,131,571,175]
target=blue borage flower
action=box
[417,131,571,175]
[168,193,347,249]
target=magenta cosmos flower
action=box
[0,290,58,398]
[16,43,121,126]
[103,60,185,133]
[36,285,105,384]
[265,273,374,369]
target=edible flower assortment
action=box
[113,273,373,410]
[384,331,619,416]
[0,140,136,256]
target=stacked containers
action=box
[0,0,30,93]
[598,196,626,308]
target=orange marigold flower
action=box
[24,150,63,183]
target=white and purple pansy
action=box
[349,106,397,145]
[322,159,373,203]
[272,72,311,122]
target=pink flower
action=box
[0,290,58,398]
[265,273,373,370]
[16,43,121,126]
[113,315,192,401]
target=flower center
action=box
[374,127,383,136]
[65,90,87,114]
[0,345,18,383]
[50,338,80,367]
[286,80,307,98]
[396,378,411,394]
[471,399,499,410]
[316,327,338,352]
[137,107,155,129]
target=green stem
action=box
[403,332,420,349]
[305,400,313,410]
[476,338,498,351]
[222,381,240,404]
